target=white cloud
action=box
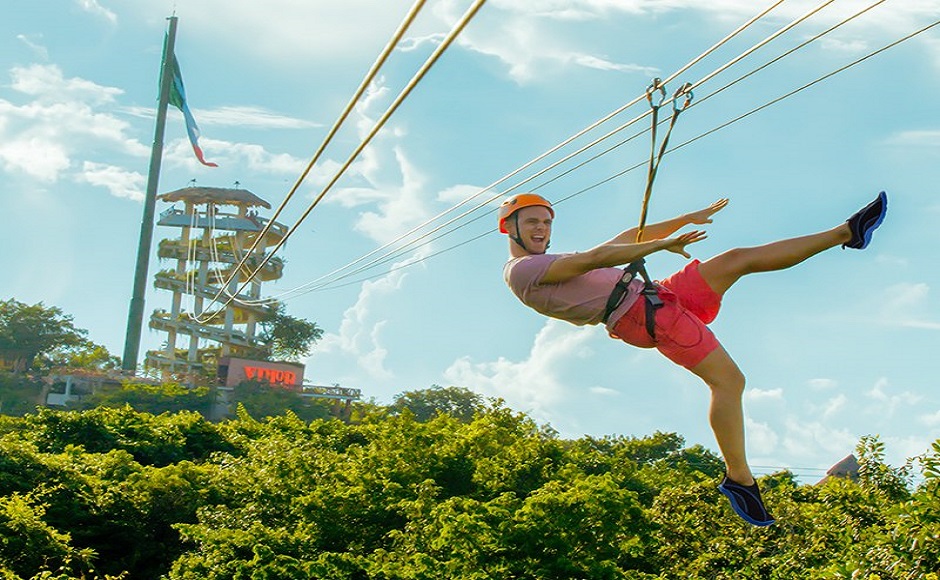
[589,385,620,396]
[313,269,408,381]
[0,65,150,187]
[880,282,940,330]
[172,0,442,64]
[76,0,117,24]
[16,34,48,61]
[884,129,940,148]
[922,409,940,428]
[781,418,857,459]
[745,417,779,455]
[77,162,146,201]
[821,394,848,420]
[866,377,923,417]
[189,106,321,130]
[436,183,491,205]
[11,64,122,104]
[819,37,869,53]
[745,387,783,403]
[0,136,70,181]
[808,378,839,390]
[443,319,594,423]
[161,138,307,175]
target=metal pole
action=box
[122,16,178,372]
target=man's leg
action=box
[690,345,776,526]
[688,346,751,484]
[697,224,851,296]
[697,191,887,295]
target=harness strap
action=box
[602,259,663,339]
[636,81,693,243]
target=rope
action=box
[204,0,430,307]
[203,0,488,316]
[293,14,939,294]
[257,1,785,302]
[636,81,693,243]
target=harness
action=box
[603,79,692,339]
[601,259,662,338]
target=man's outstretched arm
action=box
[603,198,729,245]
[541,230,707,284]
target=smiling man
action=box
[500,191,888,526]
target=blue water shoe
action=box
[718,476,776,527]
[843,191,887,249]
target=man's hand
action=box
[663,230,707,259]
[686,198,729,225]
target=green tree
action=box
[44,342,121,372]
[75,380,214,416]
[0,299,89,373]
[257,306,323,361]
[231,380,333,422]
[0,372,44,417]
[388,385,486,422]
[0,493,95,578]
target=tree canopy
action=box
[0,397,936,580]
[257,305,324,362]
[0,299,119,374]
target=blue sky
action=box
[2,0,939,482]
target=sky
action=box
[2,0,939,483]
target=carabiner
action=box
[646,78,667,109]
[672,82,694,113]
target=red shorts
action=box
[610,260,722,369]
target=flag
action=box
[167,53,218,167]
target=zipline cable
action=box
[527,0,893,203]
[272,0,849,295]
[205,0,429,306]
[260,0,788,301]
[205,0,488,314]
[297,14,939,294]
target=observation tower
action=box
[145,185,287,378]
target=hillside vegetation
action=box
[0,395,937,579]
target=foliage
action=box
[387,385,486,422]
[0,299,90,373]
[256,305,324,362]
[230,381,334,422]
[0,397,935,579]
[73,380,214,417]
[0,372,44,417]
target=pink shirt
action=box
[503,253,643,329]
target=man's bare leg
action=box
[697,223,852,296]
[688,346,752,484]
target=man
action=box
[500,191,888,526]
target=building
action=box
[143,184,362,416]
[145,185,287,378]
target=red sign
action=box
[243,365,297,386]
[220,357,305,388]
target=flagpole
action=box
[122,15,178,372]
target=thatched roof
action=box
[158,186,271,208]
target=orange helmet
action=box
[498,193,554,234]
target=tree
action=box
[45,342,121,372]
[231,380,333,422]
[257,305,324,361]
[0,299,88,373]
[388,385,486,422]
[0,372,44,417]
[75,380,214,416]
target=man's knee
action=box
[692,348,746,394]
[714,366,746,396]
